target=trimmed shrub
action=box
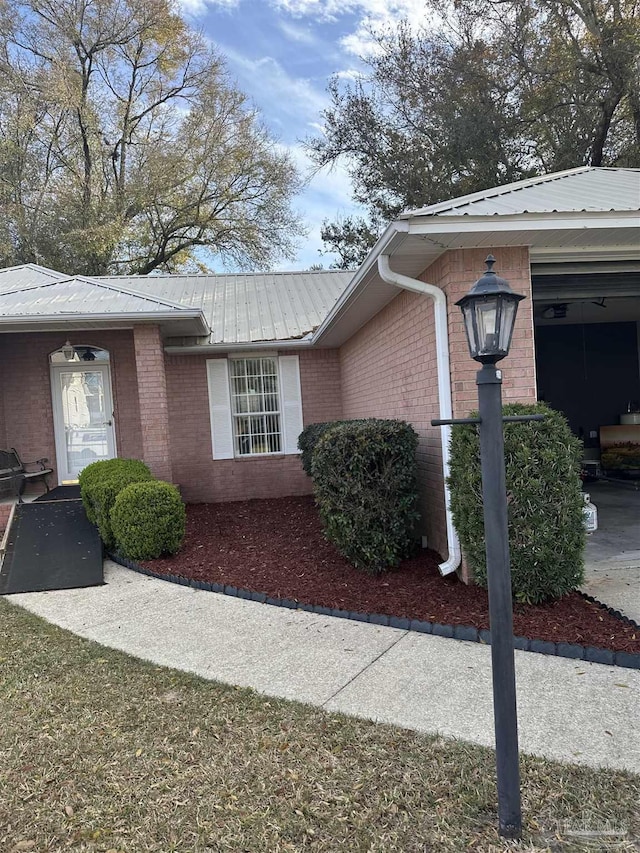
[298,422,337,476]
[79,459,152,548]
[110,481,186,561]
[448,402,586,604]
[311,418,420,573]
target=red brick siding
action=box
[338,246,536,563]
[0,330,142,484]
[164,348,342,503]
[133,325,172,481]
[339,289,448,557]
[424,246,536,417]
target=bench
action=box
[0,449,53,502]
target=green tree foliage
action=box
[0,0,303,275]
[448,403,586,604]
[309,1,640,267]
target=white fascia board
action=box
[0,309,209,335]
[406,211,639,236]
[530,245,640,263]
[311,221,409,344]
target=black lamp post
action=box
[457,255,524,839]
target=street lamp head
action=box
[456,255,525,364]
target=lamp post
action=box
[456,255,525,839]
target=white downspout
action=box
[377,254,461,576]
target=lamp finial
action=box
[485,254,496,272]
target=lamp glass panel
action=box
[498,298,518,352]
[460,302,478,356]
[474,297,500,355]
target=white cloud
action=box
[221,48,328,129]
[277,20,318,44]
[178,0,239,14]
[271,141,366,268]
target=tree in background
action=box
[0,0,303,275]
[309,0,640,268]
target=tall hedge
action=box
[448,402,585,604]
[311,419,419,573]
[79,458,153,549]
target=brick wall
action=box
[339,289,449,557]
[338,246,537,563]
[133,325,172,481]
[0,330,142,484]
[424,247,536,416]
[164,348,342,502]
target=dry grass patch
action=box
[0,598,638,852]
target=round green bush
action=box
[110,480,186,561]
[79,459,152,547]
[448,402,585,604]
[298,422,337,476]
[311,418,419,574]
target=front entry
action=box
[50,346,117,483]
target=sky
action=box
[178,0,429,270]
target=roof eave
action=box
[0,309,210,337]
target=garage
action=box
[533,263,640,618]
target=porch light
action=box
[456,256,525,364]
[61,340,75,361]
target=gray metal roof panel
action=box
[0,277,197,316]
[405,167,640,218]
[95,270,353,343]
[0,263,67,293]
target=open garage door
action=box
[532,264,640,620]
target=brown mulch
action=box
[142,496,640,654]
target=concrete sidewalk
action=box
[8,560,640,774]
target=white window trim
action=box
[206,354,303,461]
[229,355,283,458]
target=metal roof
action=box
[96,270,353,344]
[0,276,203,316]
[403,167,640,218]
[0,262,67,293]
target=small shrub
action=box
[111,481,186,561]
[298,422,337,476]
[79,459,152,548]
[448,402,585,604]
[311,418,420,573]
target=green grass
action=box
[0,599,638,852]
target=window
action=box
[206,355,303,461]
[229,357,281,455]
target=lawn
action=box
[1,599,639,852]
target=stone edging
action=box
[109,553,640,671]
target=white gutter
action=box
[377,255,461,576]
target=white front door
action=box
[51,364,117,483]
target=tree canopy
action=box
[309,0,640,268]
[0,0,303,275]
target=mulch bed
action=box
[142,496,640,654]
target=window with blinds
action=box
[229,357,282,455]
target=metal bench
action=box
[0,449,53,502]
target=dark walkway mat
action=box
[0,501,103,594]
[34,485,81,502]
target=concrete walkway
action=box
[7,560,640,774]
[582,481,640,624]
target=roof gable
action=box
[403,167,640,218]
